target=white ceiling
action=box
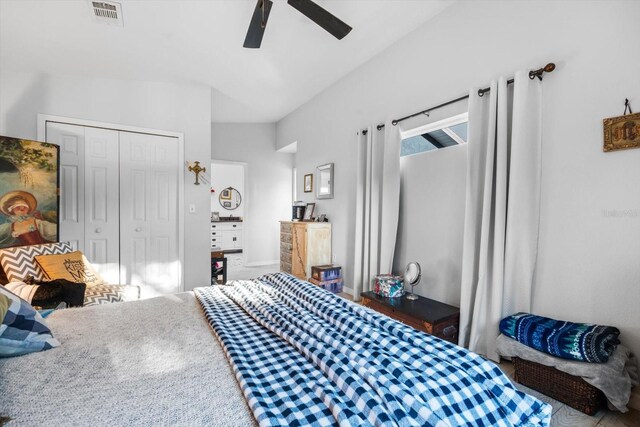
[0,0,453,123]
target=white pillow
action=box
[4,281,39,303]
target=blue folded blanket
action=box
[500,313,620,363]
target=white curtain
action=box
[353,124,401,301]
[458,71,542,361]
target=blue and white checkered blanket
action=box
[195,273,551,427]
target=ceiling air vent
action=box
[91,1,124,26]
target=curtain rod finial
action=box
[530,62,556,81]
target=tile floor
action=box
[498,360,639,427]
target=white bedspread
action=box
[0,292,255,426]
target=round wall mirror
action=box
[404,262,421,300]
[218,187,242,210]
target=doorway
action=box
[210,160,247,275]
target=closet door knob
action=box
[95,228,102,233]
[135,227,142,232]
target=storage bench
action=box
[513,357,605,415]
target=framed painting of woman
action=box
[0,136,60,249]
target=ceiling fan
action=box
[244,0,352,49]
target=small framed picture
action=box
[223,201,231,208]
[603,112,640,152]
[220,188,231,200]
[304,174,313,193]
[303,203,315,221]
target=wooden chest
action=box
[280,221,331,280]
[360,291,460,344]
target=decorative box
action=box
[311,265,342,281]
[374,275,404,298]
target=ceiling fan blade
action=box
[287,0,352,40]
[243,0,273,49]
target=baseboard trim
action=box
[629,387,640,411]
[244,260,279,267]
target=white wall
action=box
[212,123,293,266]
[0,71,212,290]
[277,0,640,364]
[210,162,245,218]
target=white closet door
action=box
[46,122,85,251]
[119,132,179,297]
[84,127,120,283]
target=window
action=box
[400,113,468,157]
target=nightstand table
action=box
[360,291,460,344]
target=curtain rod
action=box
[390,63,556,126]
[361,124,386,135]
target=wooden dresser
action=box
[280,221,331,280]
[360,291,460,344]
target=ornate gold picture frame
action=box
[0,136,60,249]
[304,174,313,193]
[603,112,640,152]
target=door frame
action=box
[37,114,185,292]
[210,159,249,266]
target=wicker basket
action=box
[512,357,605,415]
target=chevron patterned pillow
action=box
[84,284,140,306]
[0,242,73,283]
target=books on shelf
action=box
[309,277,343,294]
[311,265,342,281]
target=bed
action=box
[1,273,551,426]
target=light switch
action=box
[189,204,196,213]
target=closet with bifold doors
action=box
[45,121,181,298]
